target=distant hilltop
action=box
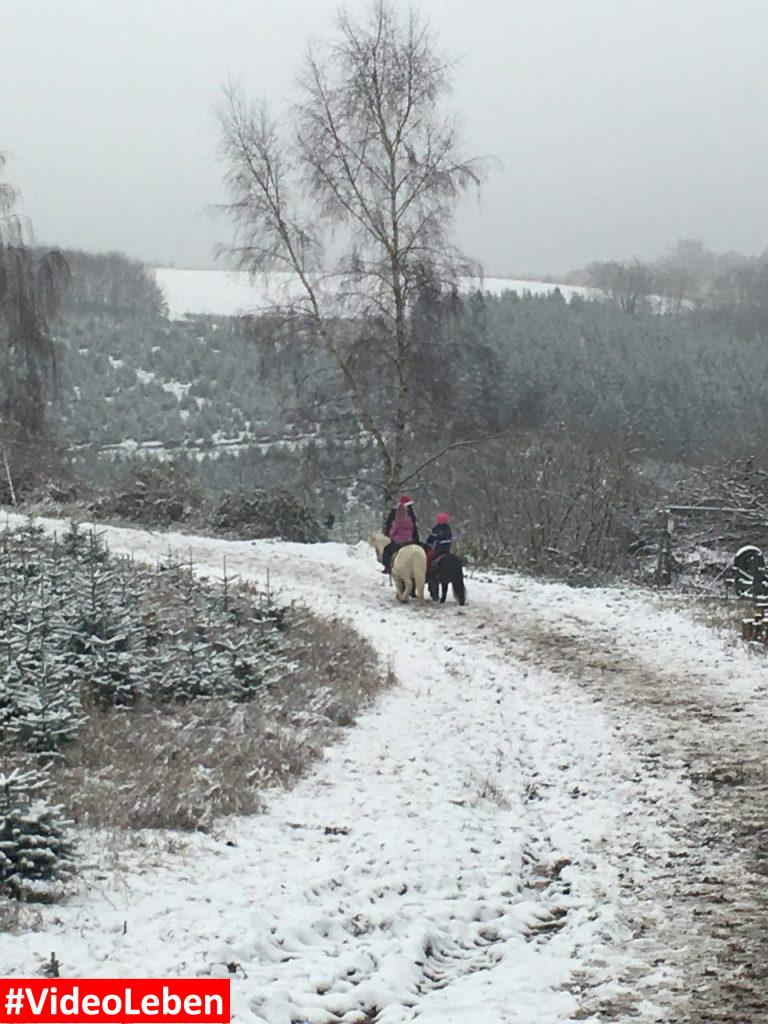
[153,267,596,320]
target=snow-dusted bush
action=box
[0,523,87,754]
[212,489,325,543]
[3,656,85,756]
[93,463,201,527]
[58,534,147,708]
[0,768,74,902]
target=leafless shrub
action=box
[476,777,511,810]
[0,896,42,934]
[0,426,75,506]
[684,450,768,523]
[425,433,654,578]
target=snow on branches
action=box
[0,517,295,900]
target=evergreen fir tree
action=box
[58,529,146,707]
[1,573,85,757]
[0,767,74,902]
[4,652,83,758]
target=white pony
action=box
[371,532,426,603]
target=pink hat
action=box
[398,495,414,507]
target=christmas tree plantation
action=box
[0,518,294,900]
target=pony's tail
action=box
[455,571,466,606]
[414,563,426,601]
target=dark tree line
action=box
[50,249,165,318]
[582,238,768,338]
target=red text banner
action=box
[0,980,230,1024]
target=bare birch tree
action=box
[219,0,481,506]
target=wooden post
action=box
[655,509,673,587]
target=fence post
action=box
[655,508,673,587]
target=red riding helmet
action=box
[436,512,450,524]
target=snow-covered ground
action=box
[153,269,596,320]
[4,517,768,1022]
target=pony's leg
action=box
[395,575,409,602]
[415,566,426,601]
[440,582,447,603]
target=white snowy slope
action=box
[6,517,763,1022]
[153,269,595,320]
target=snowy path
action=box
[3,519,768,1022]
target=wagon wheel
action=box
[733,546,768,598]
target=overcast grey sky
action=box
[2,0,767,276]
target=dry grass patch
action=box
[0,897,42,935]
[671,595,758,635]
[658,594,768,659]
[476,777,512,811]
[48,608,390,831]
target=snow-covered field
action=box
[4,517,768,1022]
[153,269,595,320]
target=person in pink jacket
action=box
[382,495,420,573]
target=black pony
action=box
[427,552,466,606]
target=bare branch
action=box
[401,435,498,485]
[218,1,486,504]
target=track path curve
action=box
[4,518,768,1023]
